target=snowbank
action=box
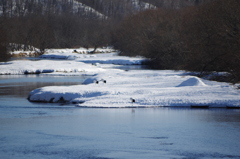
[0,60,104,75]
[1,48,145,75]
[41,49,144,65]
[28,70,240,108]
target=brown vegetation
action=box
[0,18,10,62]
[112,0,240,83]
[181,0,240,82]
[0,0,210,62]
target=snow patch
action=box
[177,77,207,87]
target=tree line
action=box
[112,0,240,83]
[0,0,113,56]
[1,14,111,51]
[0,0,207,59]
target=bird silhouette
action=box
[130,98,135,106]
[95,79,106,84]
[102,79,106,83]
[99,79,106,83]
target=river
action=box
[0,71,240,158]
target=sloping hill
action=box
[1,0,208,19]
[0,0,106,18]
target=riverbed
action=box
[0,74,240,159]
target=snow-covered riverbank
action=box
[2,48,143,75]
[1,48,240,108]
[27,69,240,108]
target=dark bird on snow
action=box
[95,79,106,84]
[99,79,106,83]
[130,98,135,104]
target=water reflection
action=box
[197,108,240,123]
[0,75,87,97]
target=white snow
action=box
[131,0,157,10]
[27,70,240,108]
[1,48,240,108]
[0,60,104,75]
[2,48,142,75]
[177,77,207,87]
[41,49,143,65]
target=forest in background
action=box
[0,0,208,52]
[0,0,240,82]
[112,0,240,83]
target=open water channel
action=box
[0,67,240,159]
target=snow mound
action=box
[82,76,98,84]
[177,77,207,87]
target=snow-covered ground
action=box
[2,48,143,75]
[1,48,240,108]
[27,70,240,108]
[41,48,143,65]
[0,60,104,75]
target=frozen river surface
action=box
[0,75,240,159]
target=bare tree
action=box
[0,17,10,61]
